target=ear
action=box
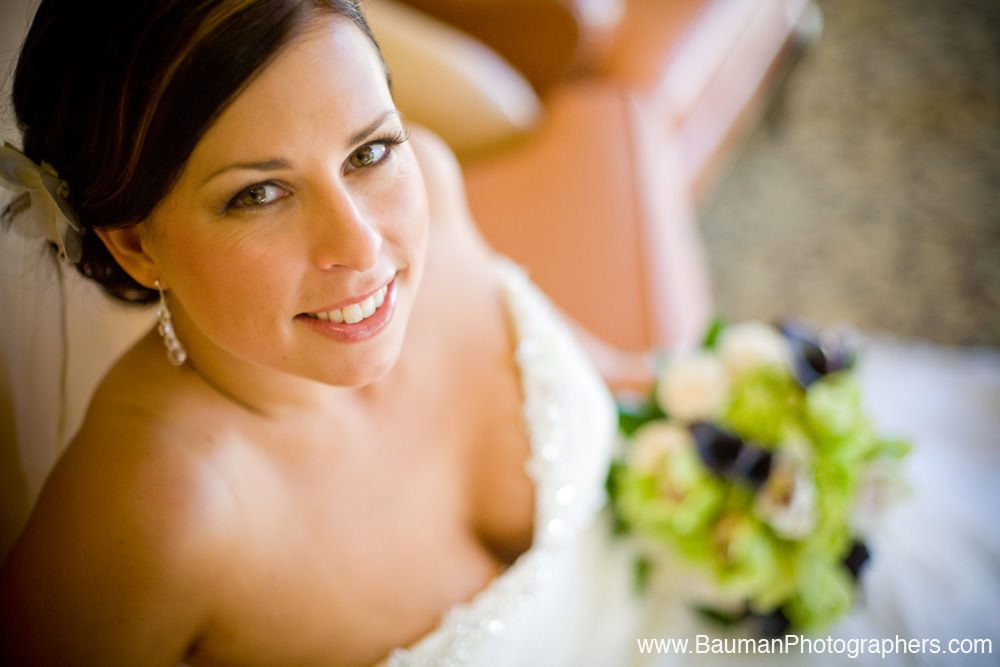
[93,225,162,289]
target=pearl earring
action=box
[155,280,187,366]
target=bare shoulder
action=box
[407,125,485,240]
[0,356,236,665]
[407,125,463,203]
[406,124,499,300]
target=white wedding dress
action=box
[378,259,1000,667]
[376,258,642,667]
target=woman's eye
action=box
[348,143,389,170]
[229,183,286,210]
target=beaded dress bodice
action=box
[378,259,633,667]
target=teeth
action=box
[342,303,363,324]
[308,285,388,324]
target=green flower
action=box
[708,511,782,603]
[785,552,855,628]
[806,375,862,442]
[616,425,726,543]
[724,367,801,445]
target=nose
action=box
[309,186,382,272]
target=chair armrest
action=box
[397,0,625,93]
[463,82,713,351]
[366,0,543,157]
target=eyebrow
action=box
[200,109,402,186]
[347,109,401,148]
[201,158,290,186]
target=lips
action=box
[304,284,388,324]
[297,279,396,342]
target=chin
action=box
[315,339,404,389]
[330,362,395,389]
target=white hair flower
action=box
[0,142,82,262]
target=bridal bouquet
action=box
[607,319,909,633]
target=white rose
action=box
[755,450,817,539]
[717,321,791,377]
[655,353,730,422]
[628,421,693,474]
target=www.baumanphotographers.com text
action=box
[637,635,992,660]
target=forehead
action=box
[186,17,391,166]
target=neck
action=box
[161,323,398,421]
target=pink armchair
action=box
[374,0,821,352]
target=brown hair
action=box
[9,0,380,302]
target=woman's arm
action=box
[0,431,223,666]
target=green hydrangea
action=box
[724,367,801,445]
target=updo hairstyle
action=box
[8,0,379,303]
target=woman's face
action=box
[141,17,428,389]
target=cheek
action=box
[378,167,430,255]
[167,227,300,337]
[178,226,276,284]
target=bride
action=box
[0,0,648,664]
[2,1,999,666]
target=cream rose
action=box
[717,321,791,377]
[656,353,730,422]
[628,421,694,474]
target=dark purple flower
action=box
[689,422,772,489]
[778,319,855,387]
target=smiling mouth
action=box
[304,284,389,325]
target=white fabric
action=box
[0,219,155,556]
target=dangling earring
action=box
[155,280,187,366]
